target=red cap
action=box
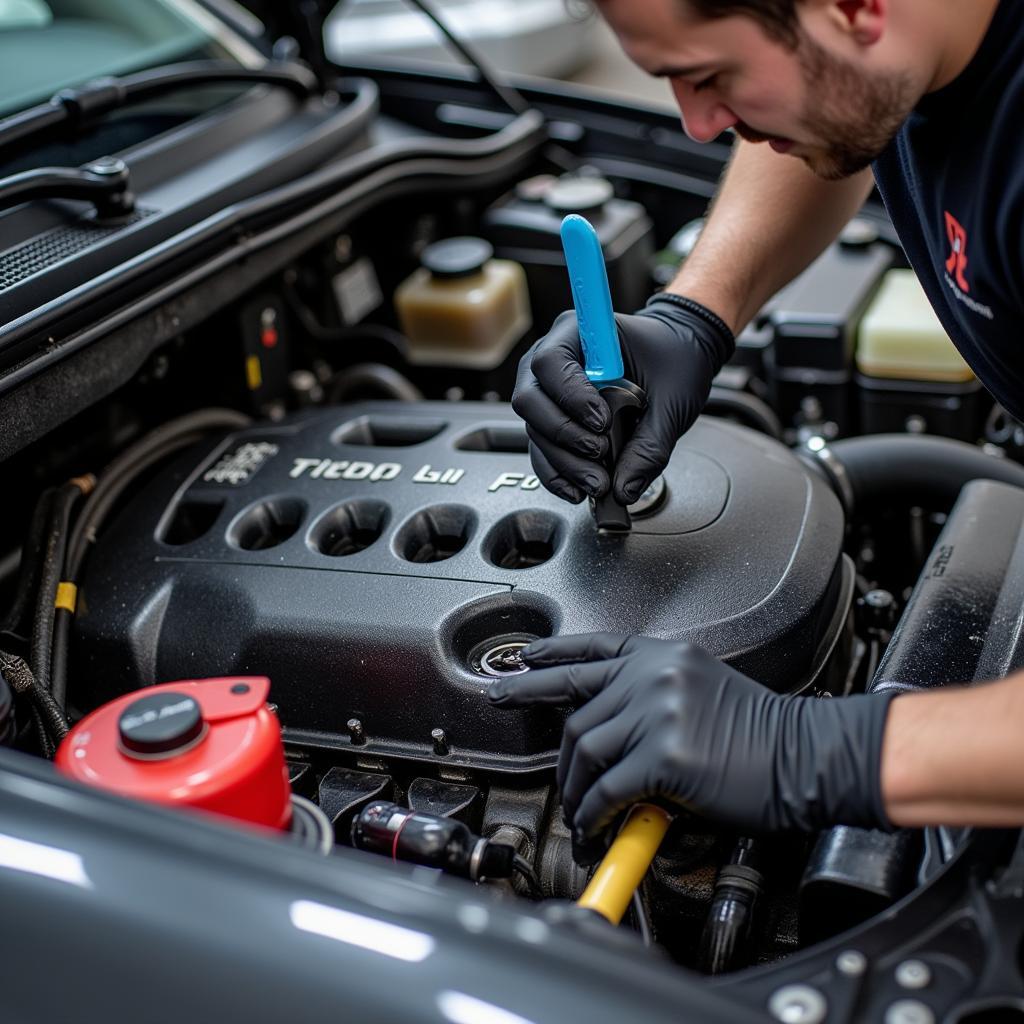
[56,677,292,832]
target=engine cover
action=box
[75,402,845,772]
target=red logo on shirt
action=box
[944,211,970,293]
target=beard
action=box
[739,32,916,180]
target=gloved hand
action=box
[488,634,897,863]
[511,294,734,505]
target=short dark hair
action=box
[684,0,801,46]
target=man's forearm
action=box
[881,672,1024,826]
[668,141,875,333]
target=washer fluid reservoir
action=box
[395,236,531,369]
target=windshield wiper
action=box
[0,60,317,154]
[0,156,134,219]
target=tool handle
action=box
[592,381,646,532]
[560,214,625,385]
[576,804,672,924]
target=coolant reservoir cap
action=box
[118,691,203,757]
[422,237,494,279]
[56,677,293,832]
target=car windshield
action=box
[0,0,258,117]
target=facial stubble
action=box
[793,32,916,180]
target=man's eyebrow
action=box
[649,62,717,79]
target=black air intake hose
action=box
[705,387,783,440]
[805,434,1024,516]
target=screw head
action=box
[895,960,931,990]
[836,950,868,977]
[885,999,935,1024]
[768,985,827,1024]
[431,727,449,756]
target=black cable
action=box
[329,363,424,403]
[0,650,68,757]
[65,409,250,581]
[49,602,78,713]
[51,430,205,709]
[512,853,544,898]
[29,481,87,696]
[52,409,250,710]
[65,432,203,581]
[631,887,653,947]
[282,273,410,358]
[0,487,55,642]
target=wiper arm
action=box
[0,60,317,153]
[0,156,134,218]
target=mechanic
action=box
[491,0,1024,861]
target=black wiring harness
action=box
[0,408,250,758]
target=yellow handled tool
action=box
[576,804,672,924]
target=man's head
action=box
[594,0,924,180]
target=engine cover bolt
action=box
[885,999,935,1024]
[768,985,827,1024]
[347,718,366,746]
[895,960,932,990]
[431,728,450,756]
[836,950,868,977]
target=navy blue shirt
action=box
[872,0,1024,421]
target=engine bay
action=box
[3,32,1024,1021]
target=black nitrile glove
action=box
[511,294,734,505]
[488,634,897,864]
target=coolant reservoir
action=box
[857,269,974,382]
[395,236,531,369]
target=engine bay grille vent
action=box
[0,206,157,292]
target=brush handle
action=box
[560,214,625,386]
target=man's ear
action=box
[832,0,886,45]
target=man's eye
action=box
[693,75,717,93]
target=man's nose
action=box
[670,80,738,143]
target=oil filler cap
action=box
[468,634,537,678]
[118,691,203,757]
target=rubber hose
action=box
[329,363,424,403]
[827,434,1024,514]
[705,387,783,440]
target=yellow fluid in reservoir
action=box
[395,258,531,369]
[857,269,975,383]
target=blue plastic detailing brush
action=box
[561,214,646,532]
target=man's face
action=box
[596,0,915,180]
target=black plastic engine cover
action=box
[75,402,844,772]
